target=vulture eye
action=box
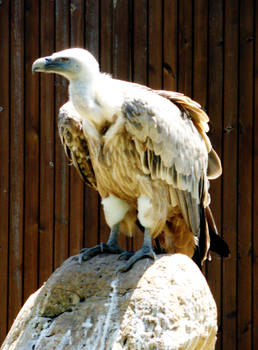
[58,57,69,63]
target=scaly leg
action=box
[118,228,156,272]
[78,223,124,263]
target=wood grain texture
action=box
[23,0,40,303]
[163,0,177,91]
[206,1,224,347]
[178,0,193,96]
[237,1,254,348]
[38,0,55,286]
[8,0,24,330]
[148,0,162,89]
[221,2,239,349]
[0,0,10,341]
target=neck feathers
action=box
[69,74,123,130]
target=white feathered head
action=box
[32,48,99,81]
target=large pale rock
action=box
[1,254,217,350]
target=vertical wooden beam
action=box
[100,0,113,74]
[8,0,24,330]
[23,0,40,303]
[253,0,258,347]
[193,0,208,106]
[206,0,224,346]
[0,0,10,342]
[163,0,178,91]
[178,0,193,96]
[54,0,70,269]
[133,0,148,85]
[222,1,239,349]
[38,0,55,286]
[148,0,163,89]
[237,0,254,348]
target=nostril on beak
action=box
[45,57,52,64]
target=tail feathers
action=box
[209,229,230,257]
[193,206,230,269]
[205,206,230,258]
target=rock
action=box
[1,254,217,350]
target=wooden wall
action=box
[0,1,257,349]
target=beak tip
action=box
[31,57,47,74]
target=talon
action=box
[118,251,134,261]
[117,246,156,272]
[117,228,156,272]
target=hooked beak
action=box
[32,56,56,74]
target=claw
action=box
[117,228,156,272]
[117,247,156,273]
[76,223,125,263]
[118,251,134,261]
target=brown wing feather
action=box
[58,102,97,190]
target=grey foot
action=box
[117,246,156,272]
[78,242,124,263]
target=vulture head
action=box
[32,48,99,81]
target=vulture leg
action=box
[117,228,156,272]
[78,223,125,263]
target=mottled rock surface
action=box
[1,254,217,350]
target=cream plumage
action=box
[32,48,229,271]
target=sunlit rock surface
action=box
[1,254,217,350]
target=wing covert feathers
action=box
[58,102,97,190]
[122,95,208,205]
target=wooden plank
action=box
[69,0,85,256]
[178,0,193,96]
[0,0,10,342]
[85,0,100,57]
[133,0,147,85]
[193,0,208,106]
[84,0,100,248]
[100,0,112,74]
[112,0,131,80]
[253,0,258,346]
[8,0,24,330]
[148,0,162,89]
[23,0,40,303]
[163,0,177,91]
[38,0,55,285]
[54,0,70,269]
[221,2,239,349]
[237,1,254,348]
[206,0,224,347]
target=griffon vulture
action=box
[32,48,229,271]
